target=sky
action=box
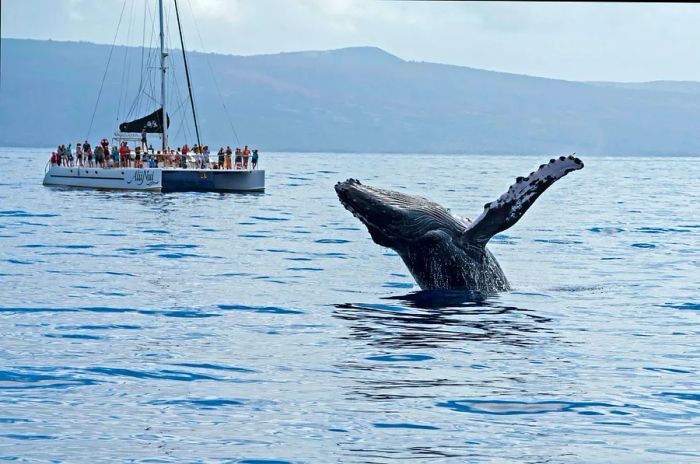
[3,0,700,82]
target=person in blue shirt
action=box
[252,149,259,169]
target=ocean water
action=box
[0,147,698,463]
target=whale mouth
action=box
[334,179,366,221]
[335,179,395,228]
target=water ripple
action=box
[436,399,620,415]
[84,367,219,381]
[0,369,98,390]
[147,398,245,408]
[217,304,304,315]
[373,422,440,430]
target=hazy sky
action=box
[3,0,700,82]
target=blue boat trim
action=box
[161,169,265,192]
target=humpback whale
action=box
[335,155,584,294]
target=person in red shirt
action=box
[242,145,250,169]
[119,143,127,168]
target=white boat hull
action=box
[43,166,265,192]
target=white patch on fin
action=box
[466,155,583,240]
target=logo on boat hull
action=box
[126,169,160,187]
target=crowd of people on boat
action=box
[50,140,260,170]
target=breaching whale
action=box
[335,155,584,294]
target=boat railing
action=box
[46,162,259,172]
[44,151,260,172]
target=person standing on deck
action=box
[180,149,188,169]
[119,143,127,168]
[100,138,110,159]
[141,128,148,152]
[56,145,63,166]
[76,142,83,167]
[252,149,259,170]
[94,145,104,168]
[66,144,73,167]
[217,148,225,169]
[242,145,250,170]
[84,141,93,167]
[234,148,242,170]
[225,146,233,170]
[203,145,210,168]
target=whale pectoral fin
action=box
[464,155,584,245]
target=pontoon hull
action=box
[42,166,265,192]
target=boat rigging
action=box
[43,0,265,193]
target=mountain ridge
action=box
[1,38,699,155]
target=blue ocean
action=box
[1,148,698,462]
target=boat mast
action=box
[158,0,168,151]
[174,0,202,149]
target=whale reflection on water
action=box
[331,291,561,460]
[385,289,487,308]
[334,290,552,349]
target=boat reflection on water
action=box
[50,185,264,212]
[334,289,553,349]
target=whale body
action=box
[335,155,584,293]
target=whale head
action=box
[334,178,469,249]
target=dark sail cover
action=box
[119,108,170,133]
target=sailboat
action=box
[43,0,265,192]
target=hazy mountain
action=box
[587,80,700,95]
[1,38,699,155]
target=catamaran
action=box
[43,0,265,192]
